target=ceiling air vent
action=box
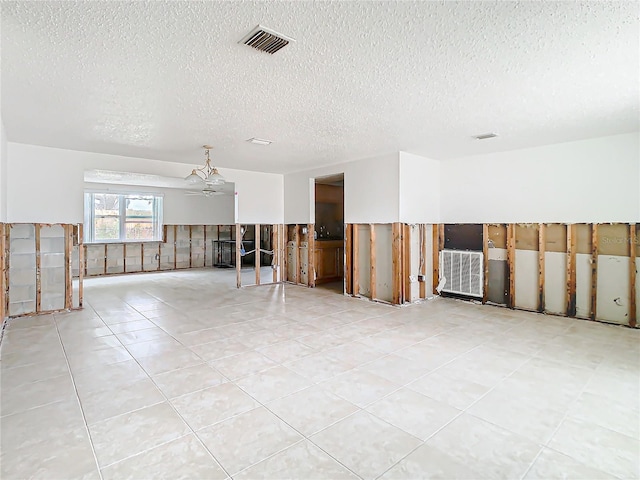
[239,25,295,54]
[473,133,498,140]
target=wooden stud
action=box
[255,224,261,286]
[141,243,145,272]
[0,224,6,320]
[103,244,107,275]
[64,224,73,309]
[392,223,402,305]
[345,224,353,295]
[123,242,127,273]
[3,225,10,316]
[369,224,376,300]
[506,223,516,309]
[630,224,636,327]
[35,224,42,313]
[308,223,315,287]
[352,224,360,295]
[433,224,440,295]
[236,224,242,288]
[295,225,301,285]
[189,225,193,268]
[538,223,546,313]
[78,224,84,308]
[403,224,411,304]
[283,225,288,282]
[157,243,161,271]
[591,224,598,320]
[419,224,427,300]
[482,224,489,304]
[566,224,577,317]
[272,225,277,283]
[173,225,178,270]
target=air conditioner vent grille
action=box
[240,25,294,54]
[439,249,484,298]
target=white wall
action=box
[439,133,640,223]
[284,153,400,224]
[0,120,7,222]
[399,151,440,223]
[6,143,283,225]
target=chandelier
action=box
[184,145,226,186]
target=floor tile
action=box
[320,369,400,407]
[170,383,260,430]
[79,377,165,424]
[267,385,359,436]
[210,351,277,380]
[407,369,491,410]
[197,407,302,474]
[422,413,541,479]
[236,365,313,403]
[548,417,640,479]
[257,340,318,363]
[101,434,227,480]
[367,388,460,440]
[136,348,204,376]
[523,447,618,480]
[234,440,359,480]
[310,410,422,479]
[152,363,227,399]
[379,442,478,479]
[1,373,76,417]
[89,402,191,467]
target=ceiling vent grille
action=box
[239,25,295,54]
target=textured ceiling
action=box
[2,1,638,173]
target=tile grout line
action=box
[52,314,105,480]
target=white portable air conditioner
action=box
[439,249,483,298]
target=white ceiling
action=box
[2,1,638,174]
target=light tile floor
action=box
[1,269,639,479]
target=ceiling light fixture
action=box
[184,145,226,186]
[473,133,498,140]
[246,137,272,145]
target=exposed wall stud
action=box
[403,224,411,304]
[255,224,261,286]
[123,242,127,273]
[0,224,6,320]
[283,225,289,282]
[173,225,178,270]
[370,224,377,300]
[157,243,161,271]
[78,224,84,307]
[432,224,440,295]
[345,224,353,295]
[308,223,315,287]
[189,225,193,268]
[482,224,489,304]
[64,224,73,309]
[236,224,242,288]
[538,223,546,312]
[506,223,516,308]
[35,224,42,313]
[295,225,301,285]
[630,223,637,327]
[103,244,107,275]
[566,224,577,317]
[591,224,598,320]
[420,224,427,299]
[392,223,402,305]
[352,225,360,296]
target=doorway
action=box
[314,174,345,292]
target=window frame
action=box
[84,191,164,244]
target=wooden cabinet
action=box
[314,240,344,284]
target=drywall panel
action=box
[0,120,7,222]
[284,153,399,224]
[357,225,371,298]
[596,255,630,325]
[487,248,508,305]
[375,224,393,303]
[399,152,440,223]
[440,133,639,223]
[286,240,297,282]
[599,224,630,257]
[575,253,592,319]
[6,143,279,224]
[545,252,567,315]
[514,250,538,310]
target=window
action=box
[84,192,163,243]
